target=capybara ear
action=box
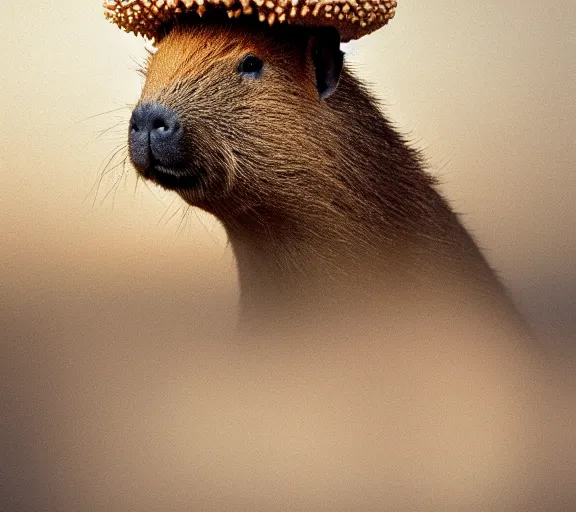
[308,26,344,100]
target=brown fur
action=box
[134,21,527,336]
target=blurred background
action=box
[1,1,574,510]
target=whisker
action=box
[129,55,142,69]
[74,107,129,126]
[133,171,141,199]
[164,204,185,227]
[109,161,130,209]
[81,121,128,151]
[157,199,177,227]
[188,207,196,237]
[139,176,157,197]
[84,147,124,207]
[86,144,128,209]
[94,121,127,140]
[99,165,126,208]
[194,210,220,246]
[176,205,190,235]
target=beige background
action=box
[1,1,575,510]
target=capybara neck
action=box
[210,71,513,328]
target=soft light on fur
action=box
[132,21,529,339]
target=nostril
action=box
[152,117,170,132]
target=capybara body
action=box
[119,20,547,511]
[129,20,526,335]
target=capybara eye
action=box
[238,54,264,77]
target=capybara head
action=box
[129,21,346,218]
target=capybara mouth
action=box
[144,163,203,191]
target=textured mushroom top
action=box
[104,0,397,43]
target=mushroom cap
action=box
[103,0,397,43]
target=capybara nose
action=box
[129,103,184,172]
